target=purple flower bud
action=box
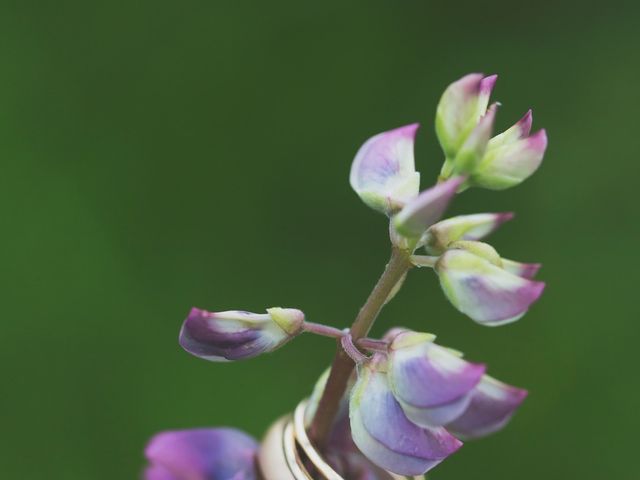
[471,110,548,190]
[422,212,514,254]
[446,375,528,439]
[436,73,497,160]
[388,332,485,427]
[179,307,304,362]
[435,242,545,325]
[392,176,465,239]
[349,124,421,215]
[144,428,258,480]
[349,360,462,476]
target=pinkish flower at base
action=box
[446,375,528,439]
[144,428,259,480]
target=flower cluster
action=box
[348,330,527,476]
[143,73,547,479]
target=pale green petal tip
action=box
[267,307,305,335]
[448,240,502,266]
[390,331,436,350]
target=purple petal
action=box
[144,464,178,480]
[350,366,462,475]
[423,212,514,254]
[516,109,533,137]
[179,308,302,362]
[144,428,258,480]
[447,375,528,439]
[304,370,396,480]
[349,124,421,215]
[389,335,485,426]
[398,395,474,428]
[436,248,545,325]
[392,176,465,238]
[479,75,498,103]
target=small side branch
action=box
[303,322,345,339]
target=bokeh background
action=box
[2,1,639,478]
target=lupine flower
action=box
[179,307,305,361]
[305,369,402,480]
[347,328,527,475]
[387,331,485,427]
[349,122,465,240]
[448,102,498,176]
[447,375,528,439]
[349,124,421,215]
[422,212,514,254]
[435,73,496,162]
[436,73,547,189]
[349,355,463,476]
[435,241,545,325]
[470,110,548,190]
[144,428,258,480]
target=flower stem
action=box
[356,337,389,353]
[410,255,439,268]
[308,247,412,447]
[303,322,345,339]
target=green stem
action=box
[308,247,412,447]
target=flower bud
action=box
[470,110,547,190]
[436,73,497,160]
[449,103,498,176]
[349,359,462,476]
[446,375,528,439]
[392,176,464,239]
[435,242,545,325]
[349,124,421,215]
[144,428,258,480]
[387,332,485,427]
[179,307,304,362]
[422,212,514,255]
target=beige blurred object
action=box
[257,400,424,480]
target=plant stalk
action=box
[308,247,412,447]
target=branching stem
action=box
[303,322,345,339]
[308,247,412,447]
[356,337,389,353]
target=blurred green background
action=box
[1,1,638,478]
